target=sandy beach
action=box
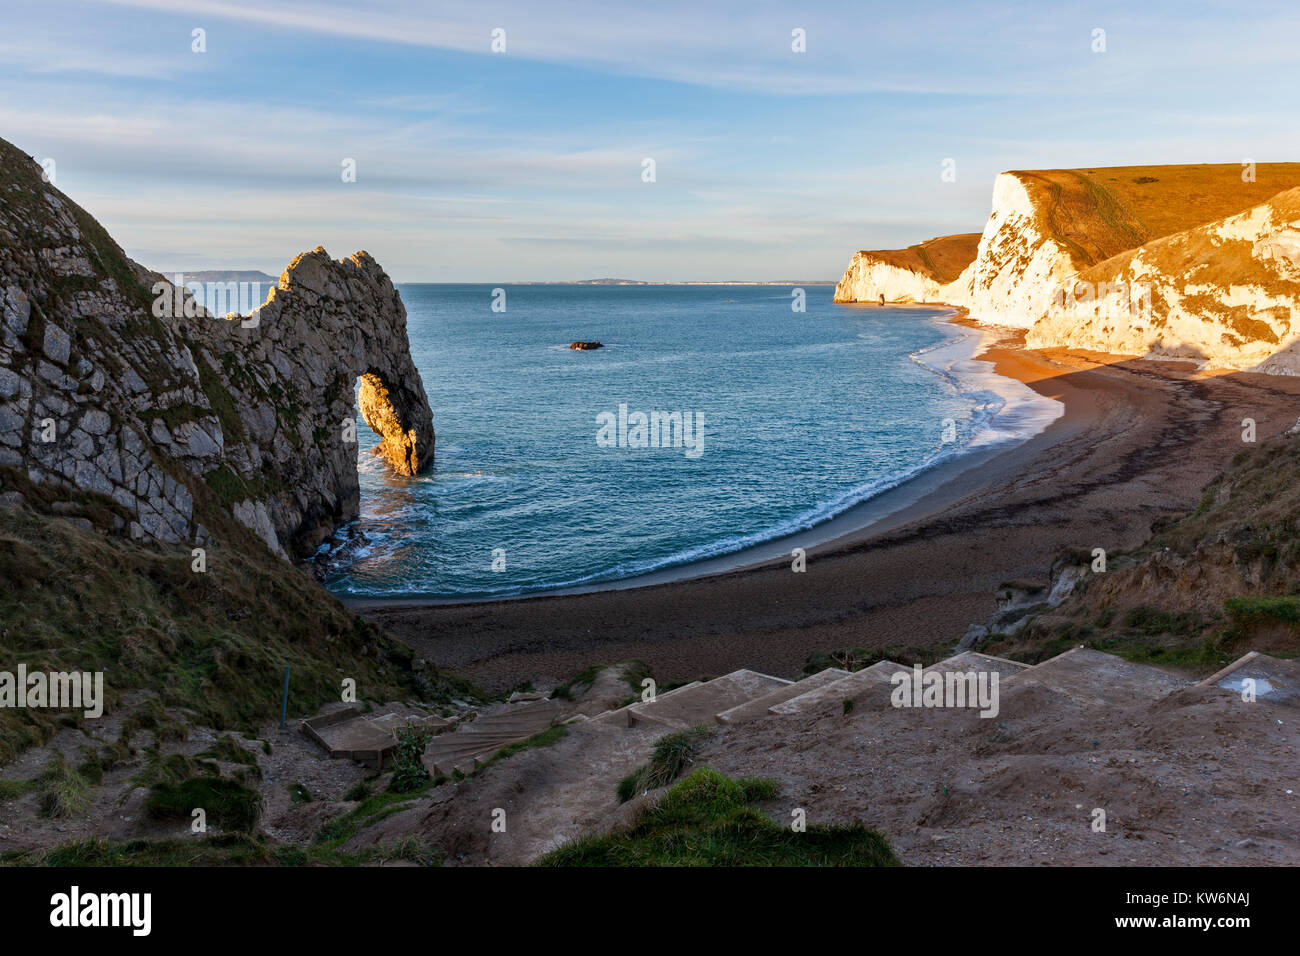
[354,316,1300,693]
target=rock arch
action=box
[0,135,435,560]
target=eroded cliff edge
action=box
[834,164,1300,374]
[0,135,434,559]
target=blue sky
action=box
[4,0,1299,281]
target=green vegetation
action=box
[542,768,899,867]
[551,659,654,701]
[549,665,603,701]
[288,782,313,805]
[388,726,433,793]
[0,504,478,763]
[475,725,567,773]
[313,784,437,848]
[3,832,441,867]
[1224,595,1300,629]
[343,780,373,802]
[989,433,1300,672]
[617,724,716,803]
[0,777,37,801]
[146,776,262,832]
[37,752,92,819]
[197,735,262,779]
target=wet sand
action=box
[355,320,1300,693]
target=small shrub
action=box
[388,726,432,793]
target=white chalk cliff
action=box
[835,166,1300,374]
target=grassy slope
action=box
[0,501,477,762]
[1012,163,1300,270]
[985,433,1300,671]
[540,767,899,867]
[858,233,981,284]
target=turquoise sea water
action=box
[322,284,1050,599]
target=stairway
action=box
[624,670,792,729]
[716,668,851,724]
[1001,646,1188,706]
[768,661,902,716]
[414,647,1300,782]
[421,698,566,777]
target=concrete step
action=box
[1004,646,1189,706]
[421,698,565,776]
[768,660,901,716]
[626,670,791,729]
[1198,652,1300,707]
[715,668,851,724]
[596,682,700,727]
[924,651,1030,680]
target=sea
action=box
[320,284,1061,600]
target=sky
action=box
[4,0,1299,281]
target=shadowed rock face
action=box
[0,135,434,559]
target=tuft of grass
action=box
[313,786,434,848]
[542,767,898,867]
[0,778,36,801]
[549,665,604,701]
[288,782,313,805]
[343,780,373,802]
[616,724,716,803]
[367,836,442,867]
[197,735,262,780]
[145,776,262,832]
[37,752,91,819]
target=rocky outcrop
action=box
[834,164,1300,374]
[0,135,434,559]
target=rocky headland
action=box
[835,164,1300,373]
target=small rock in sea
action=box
[569,340,602,350]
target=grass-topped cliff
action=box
[1007,163,1300,269]
[850,233,981,285]
[835,162,1300,373]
